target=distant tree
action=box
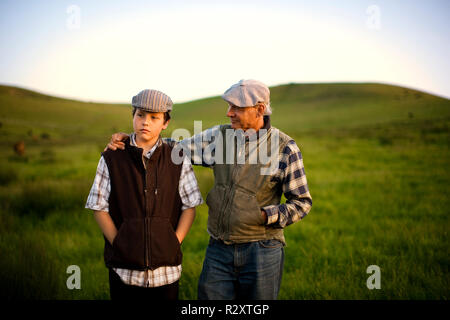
[14,141,25,156]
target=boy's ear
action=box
[162,119,170,130]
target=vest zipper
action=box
[220,138,242,238]
[144,217,149,267]
[225,161,241,236]
[143,146,158,272]
[143,161,150,271]
[144,216,149,286]
[219,189,230,238]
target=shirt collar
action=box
[130,133,161,159]
[244,115,271,140]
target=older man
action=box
[107,80,312,299]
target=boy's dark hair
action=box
[132,107,171,123]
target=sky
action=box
[0,0,449,103]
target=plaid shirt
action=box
[166,118,312,229]
[85,134,203,288]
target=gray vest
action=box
[206,124,292,244]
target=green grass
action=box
[0,83,448,299]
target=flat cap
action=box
[221,79,271,111]
[132,89,173,112]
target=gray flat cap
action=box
[132,89,173,112]
[221,79,271,114]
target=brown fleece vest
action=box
[102,138,183,270]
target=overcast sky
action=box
[0,0,449,103]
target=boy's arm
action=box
[86,156,116,243]
[176,156,203,244]
[175,208,196,244]
[93,211,118,245]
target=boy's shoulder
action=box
[102,146,126,159]
[160,141,186,167]
[102,137,132,161]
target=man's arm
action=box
[105,126,222,167]
[93,211,118,245]
[262,140,312,228]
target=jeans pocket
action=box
[258,239,283,249]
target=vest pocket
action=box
[228,189,266,237]
[112,219,145,267]
[206,185,226,234]
[150,217,182,266]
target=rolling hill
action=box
[1,82,448,145]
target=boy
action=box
[85,89,203,300]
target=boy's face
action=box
[133,109,169,144]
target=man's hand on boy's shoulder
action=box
[104,132,129,151]
[104,132,179,151]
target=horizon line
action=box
[1,81,448,105]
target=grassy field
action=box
[0,83,448,299]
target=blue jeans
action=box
[198,237,284,300]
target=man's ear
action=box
[256,104,265,117]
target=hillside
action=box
[0,82,448,146]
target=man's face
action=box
[226,104,261,131]
[133,109,168,143]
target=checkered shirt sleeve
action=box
[262,140,313,228]
[179,156,203,210]
[85,156,110,212]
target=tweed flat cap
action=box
[132,89,173,112]
[222,79,271,112]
